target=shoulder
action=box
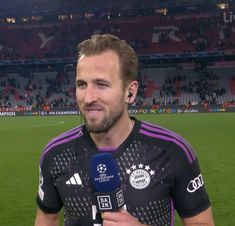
[39,125,84,165]
[138,120,197,164]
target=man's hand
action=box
[102,209,148,226]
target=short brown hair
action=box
[77,34,138,87]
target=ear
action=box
[126,80,138,103]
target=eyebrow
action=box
[76,77,110,83]
[76,78,111,86]
[94,78,110,83]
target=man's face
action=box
[76,50,127,133]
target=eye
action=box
[76,81,86,89]
[97,82,107,87]
[96,82,109,89]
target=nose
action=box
[83,86,98,104]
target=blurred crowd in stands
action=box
[1,63,235,111]
[1,1,235,111]
[1,8,235,60]
[0,69,76,111]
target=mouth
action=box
[84,107,103,111]
[83,107,103,117]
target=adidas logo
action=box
[66,173,82,185]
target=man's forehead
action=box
[77,52,120,73]
[78,50,119,63]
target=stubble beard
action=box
[82,105,124,133]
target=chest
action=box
[55,144,174,206]
[51,142,175,225]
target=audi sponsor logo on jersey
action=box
[126,163,155,190]
[187,173,204,193]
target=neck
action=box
[90,114,133,149]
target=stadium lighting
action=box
[6,17,16,24]
[216,3,229,10]
[155,8,168,15]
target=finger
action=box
[102,219,117,226]
[102,211,123,222]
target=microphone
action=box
[90,153,125,212]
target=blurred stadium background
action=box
[0,0,235,225]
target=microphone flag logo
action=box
[97,195,112,210]
[116,189,125,207]
[96,187,125,211]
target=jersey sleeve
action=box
[36,151,63,213]
[171,146,211,218]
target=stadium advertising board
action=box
[39,110,80,116]
[0,106,235,117]
[0,112,16,117]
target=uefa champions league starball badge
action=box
[97,164,107,174]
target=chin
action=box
[86,125,106,133]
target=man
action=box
[35,34,215,226]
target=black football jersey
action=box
[37,118,210,226]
